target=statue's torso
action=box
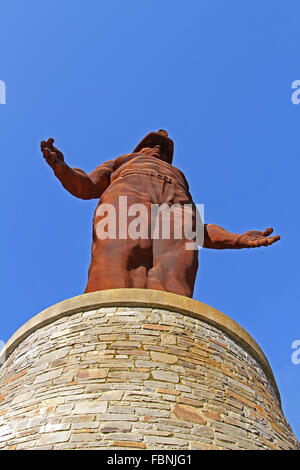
[109,153,190,193]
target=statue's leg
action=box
[147,236,198,297]
[85,238,154,293]
[147,184,199,298]
[85,176,155,293]
[85,237,132,293]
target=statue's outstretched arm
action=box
[41,138,114,200]
[203,224,280,249]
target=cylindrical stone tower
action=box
[0,289,298,450]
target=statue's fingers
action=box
[52,145,64,160]
[263,227,273,237]
[41,139,54,151]
[267,235,280,245]
[40,140,48,150]
[245,238,267,248]
[254,238,268,247]
[44,138,55,149]
[252,239,268,247]
[42,147,53,163]
[42,147,50,157]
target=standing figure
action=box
[41,130,280,298]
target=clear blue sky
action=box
[0,0,299,438]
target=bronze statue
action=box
[41,130,280,298]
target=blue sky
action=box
[0,0,299,438]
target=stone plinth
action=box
[0,289,298,450]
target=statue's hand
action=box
[236,227,280,249]
[41,138,65,169]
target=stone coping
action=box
[0,288,281,405]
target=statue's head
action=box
[133,129,174,164]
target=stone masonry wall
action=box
[0,302,298,450]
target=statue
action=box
[41,130,280,298]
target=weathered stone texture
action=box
[0,300,298,450]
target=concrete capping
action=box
[0,288,281,405]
